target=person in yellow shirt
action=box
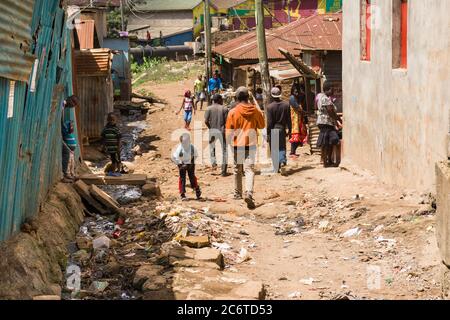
[194,74,206,110]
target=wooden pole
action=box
[255,0,271,112]
[120,0,125,32]
[204,0,212,103]
[255,0,271,158]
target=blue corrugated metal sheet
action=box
[0,0,36,82]
[0,0,78,241]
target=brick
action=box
[179,235,210,248]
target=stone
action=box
[231,281,266,300]
[169,246,196,260]
[179,235,210,248]
[194,248,224,268]
[133,265,165,289]
[169,258,221,270]
[104,261,121,275]
[142,276,167,291]
[142,182,162,198]
[76,236,92,250]
[32,295,61,300]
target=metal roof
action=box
[213,12,342,61]
[66,0,121,7]
[75,49,113,76]
[210,0,248,9]
[76,20,96,49]
[0,0,36,82]
[135,0,203,11]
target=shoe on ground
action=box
[181,194,187,201]
[233,193,243,200]
[244,195,256,210]
[196,190,202,200]
[280,166,287,176]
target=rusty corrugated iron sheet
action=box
[213,12,342,61]
[76,19,95,49]
[75,49,114,138]
[76,76,114,139]
[0,0,36,82]
[74,48,113,76]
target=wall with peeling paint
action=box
[343,0,450,191]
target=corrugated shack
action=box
[213,12,343,111]
[74,48,114,140]
[72,12,114,141]
[0,0,77,241]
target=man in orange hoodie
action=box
[226,86,265,209]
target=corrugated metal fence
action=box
[0,0,76,241]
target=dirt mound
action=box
[0,184,84,299]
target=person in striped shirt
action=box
[101,113,122,175]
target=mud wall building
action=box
[342,0,450,191]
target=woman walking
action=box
[289,86,308,158]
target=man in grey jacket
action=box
[205,94,229,176]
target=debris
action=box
[288,291,302,298]
[318,220,331,231]
[342,227,361,238]
[89,185,124,215]
[239,230,250,236]
[72,250,91,265]
[91,281,109,293]
[212,242,232,251]
[353,194,365,201]
[74,180,108,215]
[79,174,148,186]
[93,235,111,250]
[133,265,164,289]
[76,235,92,250]
[373,225,384,233]
[142,182,162,198]
[300,278,316,285]
[237,247,251,263]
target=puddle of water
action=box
[99,185,142,205]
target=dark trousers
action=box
[290,142,300,155]
[62,143,70,176]
[209,132,227,174]
[178,164,200,195]
[269,126,287,171]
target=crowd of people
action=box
[60,71,342,211]
[171,72,342,209]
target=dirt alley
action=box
[100,76,443,300]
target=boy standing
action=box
[101,113,122,175]
[172,133,202,201]
[194,75,206,110]
[62,120,77,182]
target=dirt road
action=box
[124,76,444,300]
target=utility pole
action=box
[204,0,212,97]
[255,0,271,112]
[120,0,125,32]
[287,0,291,24]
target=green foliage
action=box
[131,57,167,76]
[132,59,204,87]
[107,7,127,38]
